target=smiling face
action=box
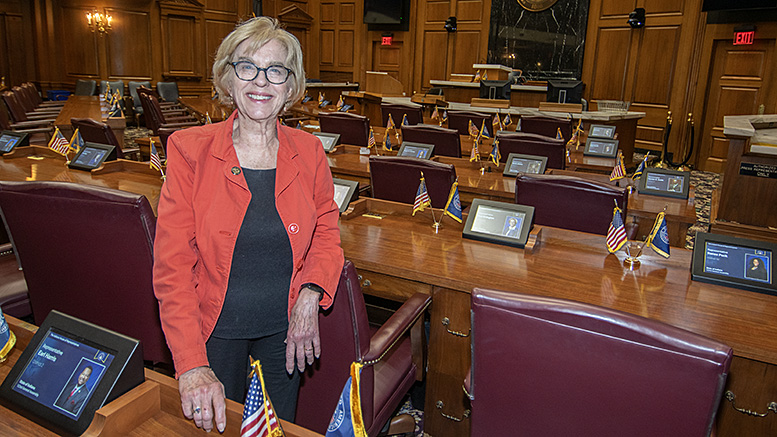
[753,258,761,268]
[77,367,92,386]
[228,39,293,125]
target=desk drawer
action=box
[355,269,431,302]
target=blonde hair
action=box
[212,17,305,109]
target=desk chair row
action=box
[0,180,429,436]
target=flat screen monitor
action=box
[503,153,548,177]
[588,124,616,139]
[692,232,777,296]
[479,80,511,100]
[463,199,535,248]
[67,142,115,171]
[363,0,402,24]
[332,177,359,213]
[637,167,691,199]
[313,132,340,153]
[546,80,583,104]
[583,138,619,158]
[0,311,145,435]
[397,141,434,159]
[0,131,28,153]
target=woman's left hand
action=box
[286,288,321,373]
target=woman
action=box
[747,257,768,281]
[153,17,343,433]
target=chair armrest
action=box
[160,121,200,129]
[164,115,198,123]
[29,108,60,115]
[364,293,431,364]
[8,126,53,135]
[23,114,57,122]
[11,120,53,129]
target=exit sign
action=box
[734,31,754,45]
[381,36,393,45]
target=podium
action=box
[472,64,512,81]
[364,71,404,97]
[712,115,777,242]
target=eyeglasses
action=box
[231,61,292,85]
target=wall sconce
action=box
[86,9,112,35]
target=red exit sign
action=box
[381,36,393,45]
[734,31,755,45]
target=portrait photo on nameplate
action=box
[502,153,548,177]
[692,232,777,296]
[583,137,619,158]
[637,167,690,199]
[332,177,359,213]
[67,142,116,171]
[0,311,145,435]
[463,199,535,248]
[397,141,434,159]
[587,124,616,139]
[313,132,340,153]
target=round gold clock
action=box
[517,0,558,12]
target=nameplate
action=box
[739,162,777,179]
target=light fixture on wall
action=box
[86,9,112,35]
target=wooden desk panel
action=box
[0,316,321,436]
[338,199,777,436]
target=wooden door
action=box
[413,0,491,92]
[317,0,361,83]
[695,24,777,173]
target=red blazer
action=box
[153,111,344,376]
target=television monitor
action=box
[67,142,116,171]
[364,0,402,24]
[546,80,583,104]
[313,132,340,153]
[583,138,619,158]
[692,232,777,296]
[702,0,777,11]
[588,124,616,139]
[479,80,512,100]
[397,141,434,159]
[463,199,535,249]
[637,167,691,200]
[503,153,548,177]
[332,178,359,213]
[0,131,28,153]
[0,311,145,435]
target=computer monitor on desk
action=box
[480,80,511,100]
[547,80,583,104]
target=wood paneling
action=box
[105,8,153,78]
[205,19,237,78]
[0,12,28,87]
[165,15,198,75]
[599,0,635,16]
[60,5,99,77]
[420,31,449,86]
[206,0,239,14]
[320,30,334,65]
[317,0,359,82]
[588,28,631,100]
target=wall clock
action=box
[517,0,558,12]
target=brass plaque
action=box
[517,0,558,12]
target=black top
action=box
[211,168,293,338]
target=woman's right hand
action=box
[179,366,227,433]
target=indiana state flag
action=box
[326,362,367,437]
[383,134,392,152]
[69,128,84,153]
[479,120,491,139]
[632,153,649,180]
[555,127,563,140]
[503,113,512,127]
[402,113,409,126]
[490,138,501,166]
[444,180,462,223]
[646,212,670,258]
[0,307,16,363]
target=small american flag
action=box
[149,140,165,178]
[606,205,628,253]
[368,128,376,148]
[241,359,284,437]
[47,127,70,156]
[431,106,439,120]
[609,152,626,181]
[468,120,479,138]
[469,141,479,163]
[492,114,502,133]
[386,113,396,131]
[412,175,431,216]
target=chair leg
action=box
[378,413,416,436]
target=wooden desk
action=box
[177,97,233,123]
[338,198,777,437]
[0,152,163,215]
[565,149,617,173]
[428,80,547,108]
[54,96,126,149]
[0,316,321,436]
[304,82,359,106]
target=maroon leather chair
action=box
[296,261,430,436]
[157,127,182,155]
[496,131,567,169]
[401,124,461,158]
[0,181,172,364]
[519,115,573,141]
[318,112,371,147]
[468,288,732,436]
[369,156,456,209]
[15,85,62,115]
[1,91,57,124]
[0,243,31,319]
[71,117,139,160]
[138,91,198,135]
[446,110,490,136]
[21,82,66,108]
[381,103,423,127]
[0,102,53,145]
[514,174,628,235]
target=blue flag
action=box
[326,362,367,437]
[632,153,649,180]
[444,181,462,223]
[646,212,670,258]
[0,307,16,362]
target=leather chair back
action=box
[497,131,566,168]
[319,112,370,147]
[520,115,573,141]
[0,181,172,364]
[74,79,97,96]
[0,102,13,130]
[1,91,29,123]
[401,124,461,158]
[138,91,164,134]
[21,82,44,106]
[381,103,423,127]
[369,156,456,209]
[514,174,628,235]
[470,288,732,436]
[129,81,152,115]
[156,82,180,103]
[157,127,181,155]
[447,110,490,136]
[70,117,126,159]
[12,86,37,113]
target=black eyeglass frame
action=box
[230,61,294,85]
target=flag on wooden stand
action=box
[412,174,432,216]
[606,205,628,253]
[646,212,670,258]
[150,139,165,178]
[444,180,462,223]
[609,152,626,181]
[241,358,284,437]
[47,127,70,156]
